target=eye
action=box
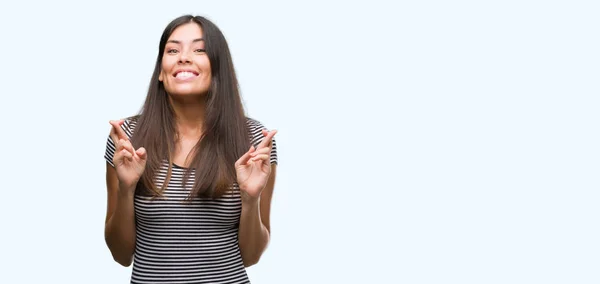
[195,49,206,53]
[166,49,178,54]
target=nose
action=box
[178,49,191,64]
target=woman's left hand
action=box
[235,129,277,202]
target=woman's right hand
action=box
[109,120,147,192]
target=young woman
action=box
[103,15,278,283]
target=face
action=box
[159,22,211,97]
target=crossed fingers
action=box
[249,129,277,163]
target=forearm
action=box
[238,198,270,267]
[105,188,136,266]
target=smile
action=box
[173,70,199,80]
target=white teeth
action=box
[176,71,197,79]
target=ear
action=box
[159,71,163,82]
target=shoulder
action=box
[245,117,273,141]
[246,116,269,132]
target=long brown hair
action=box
[130,15,250,199]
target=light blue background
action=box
[0,0,598,283]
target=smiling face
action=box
[159,22,212,97]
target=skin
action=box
[104,22,277,267]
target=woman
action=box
[103,15,278,284]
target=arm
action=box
[238,165,277,267]
[104,163,137,267]
[103,119,147,267]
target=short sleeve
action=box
[104,118,137,168]
[247,118,278,165]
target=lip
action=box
[173,69,199,76]
[172,69,200,82]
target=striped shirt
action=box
[104,117,278,284]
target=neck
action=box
[169,95,206,138]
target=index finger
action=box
[258,129,277,149]
[109,120,128,142]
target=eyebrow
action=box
[166,38,204,44]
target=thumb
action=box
[136,147,147,160]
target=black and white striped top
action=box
[104,117,278,284]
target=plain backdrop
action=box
[0,0,598,283]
